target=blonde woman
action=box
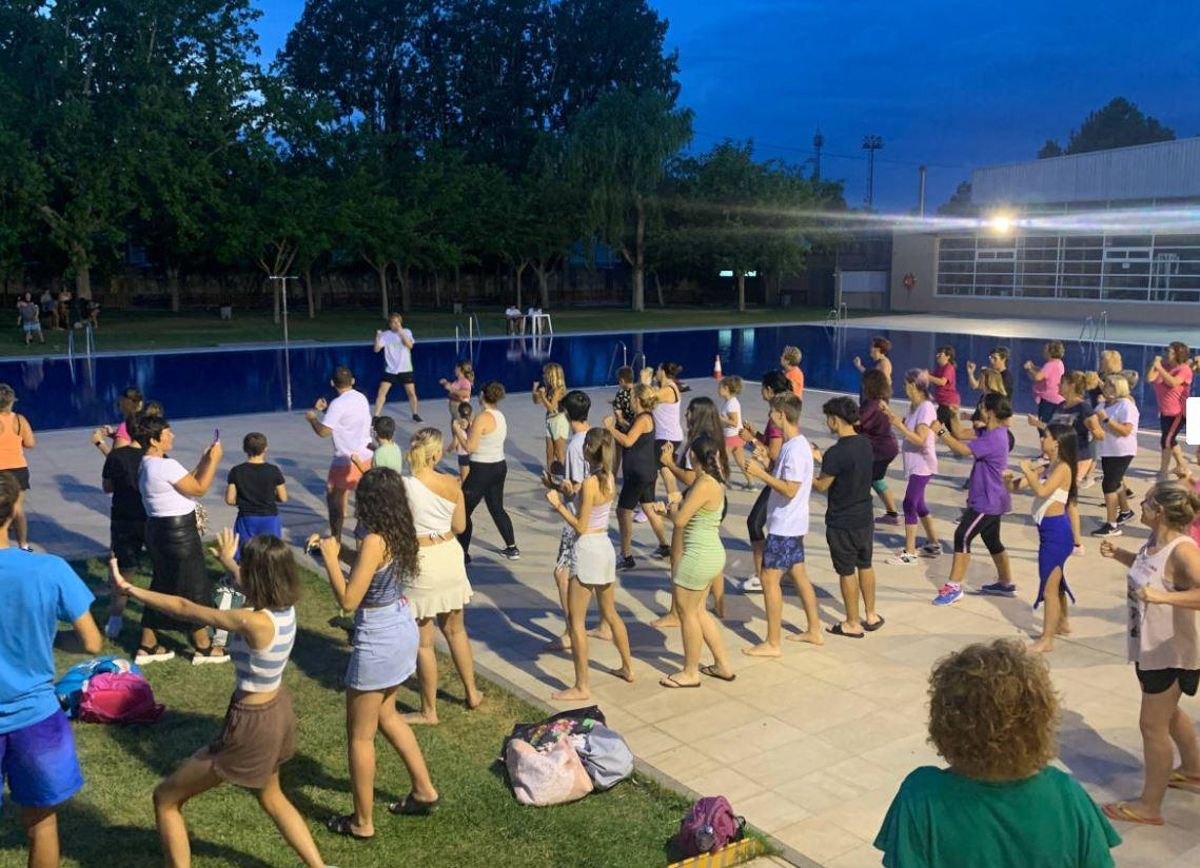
[1100,480,1200,826]
[533,363,567,477]
[544,428,634,700]
[1091,376,1140,538]
[401,428,482,725]
[0,384,35,550]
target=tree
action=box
[568,89,692,311]
[938,181,975,216]
[1038,97,1175,158]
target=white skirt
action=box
[402,538,474,619]
[573,533,616,586]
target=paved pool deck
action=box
[25,377,1200,868]
[848,313,1200,348]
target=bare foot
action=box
[551,686,591,701]
[742,642,782,658]
[543,635,571,652]
[587,625,613,641]
[465,691,485,711]
[611,665,635,683]
[1056,622,1072,636]
[402,711,439,726]
[1029,638,1054,654]
[651,613,681,629]
[786,630,825,646]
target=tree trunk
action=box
[434,272,442,308]
[376,264,389,318]
[70,244,93,301]
[303,267,316,319]
[397,265,411,312]
[736,270,746,312]
[534,262,550,309]
[272,277,281,325]
[514,262,527,309]
[454,264,461,303]
[654,271,665,308]
[315,273,325,312]
[631,198,646,311]
[166,266,181,313]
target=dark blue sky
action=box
[254,1,1200,211]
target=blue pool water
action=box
[0,323,1171,431]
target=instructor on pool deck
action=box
[373,313,422,422]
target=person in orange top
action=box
[781,346,804,400]
[0,383,36,550]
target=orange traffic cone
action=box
[712,355,723,380]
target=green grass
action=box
[0,305,839,357]
[0,557,701,868]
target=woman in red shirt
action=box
[1148,341,1193,481]
[928,346,960,413]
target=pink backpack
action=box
[677,795,744,857]
[79,672,165,724]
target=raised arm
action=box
[547,476,596,535]
[931,421,973,458]
[1018,460,1070,499]
[173,443,223,498]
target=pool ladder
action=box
[67,323,95,361]
[825,302,848,361]
[1078,310,1108,369]
[605,341,628,384]
[454,313,483,362]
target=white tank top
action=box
[1127,535,1200,670]
[472,407,507,462]
[1032,483,1069,525]
[652,384,683,442]
[230,607,295,693]
[404,475,456,537]
[581,491,613,532]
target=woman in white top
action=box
[648,363,684,497]
[134,417,225,666]
[1099,480,1200,826]
[1091,376,1140,538]
[545,428,634,701]
[110,532,325,868]
[401,428,481,725]
[453,381,518,561]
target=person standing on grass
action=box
[135,416,227,665]
[16,294,44,346]
[928,345,960,415]
[812,396,884,637]
[225,433,287,560]
[884,370,944,565]
[858,369,901,525]
[0,384,35,551]
[1148,342,1192,481]
[306,366,372,541]
[743,394,823,655]
[1100,481,1200,828]
[928,393,1015,606]
[1008,425,1078,654]
[966,345,1014,407]
[0,473,101,868]
[111,533,327,868]
[546,428,635,699]
[401,429,482,725]
[93,417,147,639]
[876,640,1121,867]
[780,346,805,399]
[854,337,893,391]
[1025,340,1066,425]
[1091,376,1140,538]
[655,434,735,687]
[453,381,520,562]
[310,468,440,839]
[544,390,592,652]
[372,313,421,422]
[739,370,792,592]
[604,384,671,569]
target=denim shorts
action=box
[763,534,805,571]
[0,710,83,808]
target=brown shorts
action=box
[197,688,297,789]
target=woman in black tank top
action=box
[604,384,670,569]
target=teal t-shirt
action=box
[372,442,403,472]
[875,766,1120,868]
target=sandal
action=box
[1101,802,1164,826]
[326,814,373,839]
[191,645,230,666]
[388,793,440,816]
[134,645,175,665]
[699,664,736,682]
[863,616,886,632]
[826,623,865,639]
[659,674,700,689]
[1168,770,1200,791]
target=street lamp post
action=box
[269,275,299,411]
[862,135,884,210]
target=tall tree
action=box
[938,181,975,216]
[1038,97,1175,158]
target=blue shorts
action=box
[232,514,283,561]
[0,710,83,808]
[763,534,806,571]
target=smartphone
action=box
[212,428,220,445]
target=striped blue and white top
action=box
[229,607,296,693]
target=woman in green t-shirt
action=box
[875,639,1121,867]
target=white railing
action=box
[825,302,848,360]
[1078,310,1108,369]
[606,340,629,384]
[67,323,95,361]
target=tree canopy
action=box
[1038,96,1175,158]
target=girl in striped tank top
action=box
[110,531,326,867]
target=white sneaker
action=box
[887,551,920,565]
[633,507,648,523]
[740,575,763,593]
[104,615,123,639]
[192,648,231,666]
[1078,475,1097,490]
[135,646,175,665]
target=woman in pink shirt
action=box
[1024,340,1065,424]
[1148,341,1193,481]
[927,346,960,412]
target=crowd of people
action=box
[3,311,1200,867]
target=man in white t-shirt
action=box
[373,312,422,421]
[306,366,373,538]
[543,390,592,651]
[744,393,824,656]
[505,305,526,335]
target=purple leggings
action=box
[903,474,932,525]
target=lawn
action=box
[0,556,701,868]
[0,305,840,357]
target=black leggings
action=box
[458,460,516,553]
[747,486,770,543]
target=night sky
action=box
[254,1,1200,211]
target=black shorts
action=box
[618,473,657,511]
[953,509,1004,555]
[1136,665,1200,696]
[654,438,681,470]
[110,517,147,571]
[1101,455,1134,495]
[382,371,414,386]
[826,525,874,576]
[0,467,29,491]
[457,454,470,467]
[1160,414,1185,450]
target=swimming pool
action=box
[0,322,1171,431]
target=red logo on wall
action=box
[903,273,916,291]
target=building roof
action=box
[971,136,1200,206]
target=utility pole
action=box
[918,164,928,217]
[812,128,824,182]
[268,275,299,411]
[862,134,883,209]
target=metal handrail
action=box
[605,341,629,384]
[630,351,647,374]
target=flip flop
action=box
[659,674,701,689]
[863,616,886,632]
[699,664,736,682]
[326,814,374,839]
[1168,771,1200,791]
[388,793,440,816]
[1101,802,1164,826]
[826,623,865,639]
